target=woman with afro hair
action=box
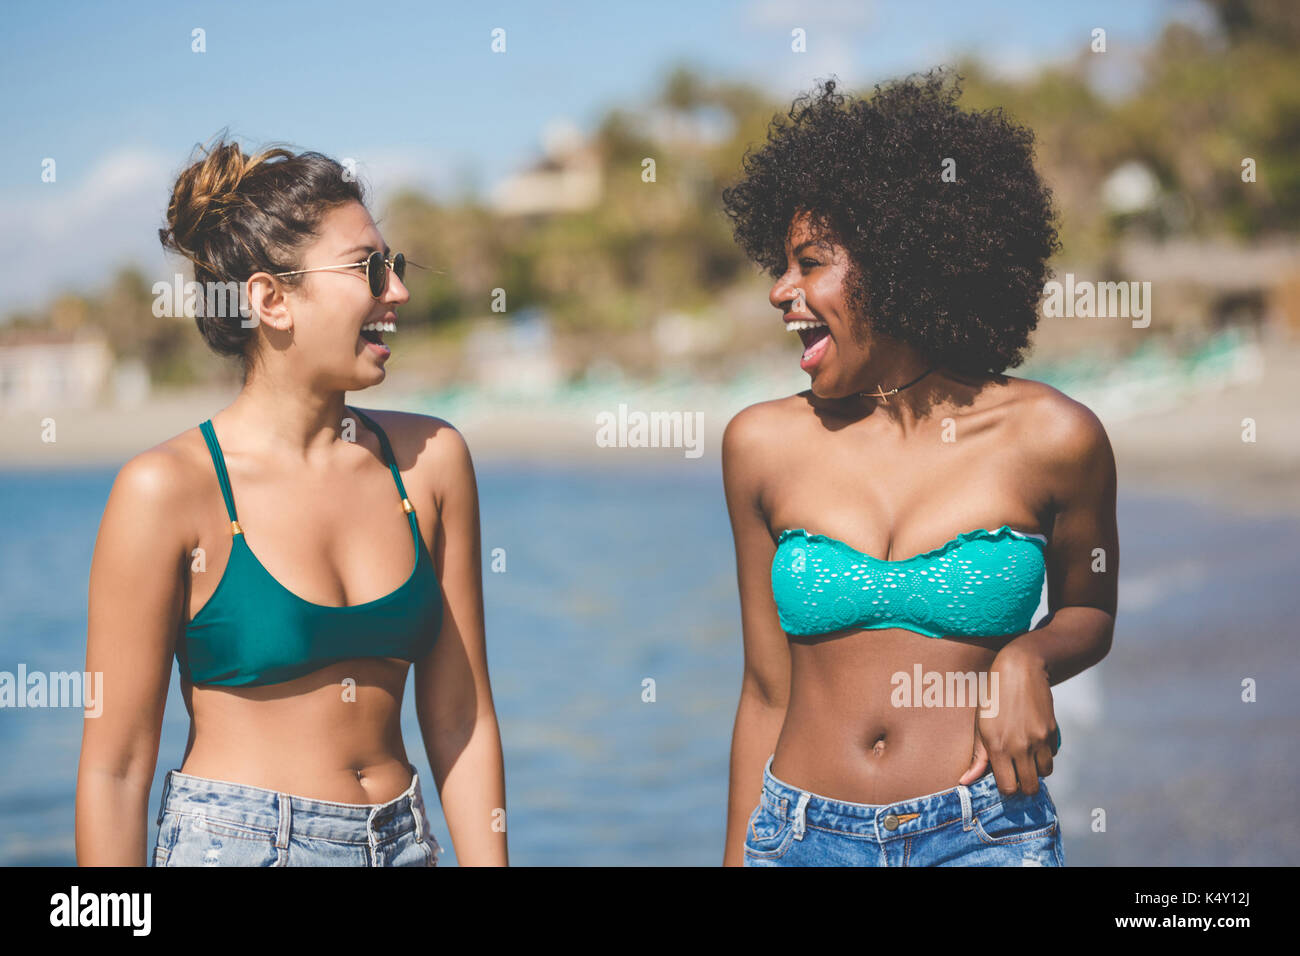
[720,70,1118,866]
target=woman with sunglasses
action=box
[76,134,507,866]
[719,72,1118,866]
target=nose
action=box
[384,268,411,306]
[769,267,799,312]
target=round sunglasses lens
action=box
[393,252,405,282]
[368,251,385,297]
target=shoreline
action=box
[3,339,1297,519]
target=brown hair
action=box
[158,129,367,377]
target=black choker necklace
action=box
[858,366,936,403]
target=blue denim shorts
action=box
[152,763,443,867]
[744,754,1064,866]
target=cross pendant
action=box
[871,384,892,403]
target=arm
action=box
[962,397,1119,794]
[76,450,188,865]
[721,405,792,867]
[413,423,507,866]
[1001,400,1119,684]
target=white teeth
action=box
[360,320,396,332]
[785,319,828,331]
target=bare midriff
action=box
[178,656,416,804]
[771,626,1018,806]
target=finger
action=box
[958,732,989,786]
[989,751,1018,796]
[1035,738,1055,779]
[1013,752,1040,796]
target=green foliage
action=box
[7,0,1295,383]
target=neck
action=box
[224,375,352,461]
[844,359,988,437]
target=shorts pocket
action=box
[152,844,170,867]
[973,787,1058,846]
[165,812,280,866]
[187,812,276,842]
[743,801,795,860]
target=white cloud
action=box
[745,0,875,30]
[0,147,175,316]
[0,144,462,318]
[740,0,878,98]
[340,146,458,207]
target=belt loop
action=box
[155,770,173,826]
[409,789,424,841]
[791,791,811,840]
[366,803,381,867]
[958,783,973,831]
[276,791,291,850]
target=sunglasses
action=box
[273,250,414,299]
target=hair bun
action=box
[158,133,291,272]
[156,130,365,377]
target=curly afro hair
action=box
[721,69,1060,377]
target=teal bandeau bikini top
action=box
[176,406,442,687]
[771,525,1047,640]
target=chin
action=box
[345,367,386,390]
[809,374,850,400]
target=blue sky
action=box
[0,0,1195,317]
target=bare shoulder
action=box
[723,394,808,464]
[113,444,189,501]
[102,428,210,541]
[1007,376,1115,473]
[349,406,472,482]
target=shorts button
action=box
[882,813,899,831]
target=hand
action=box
[958,643,1059,796]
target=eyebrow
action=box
[338,243,390,258]
[791,241,828,255]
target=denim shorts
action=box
[744,754,1064,866]
[152,763,443,867]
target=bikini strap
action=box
[199,419,243,535]
[346,406,415,516]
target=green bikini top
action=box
[176,406,442,687]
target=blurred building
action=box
[464,307,563,395]
[1116,237,1300,337]
[489,120,603,216]
[0,328,115,410]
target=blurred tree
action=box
[10,0,1298,382]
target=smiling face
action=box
[768,210,880,399]
[246,200,409,388]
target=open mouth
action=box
[787,318,831,369]
[359,319,394,349]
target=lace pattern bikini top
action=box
[771,525,1047,639]
[176,406,442,687]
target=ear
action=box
[246,272,293,332]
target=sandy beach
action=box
[3,336,1296,520]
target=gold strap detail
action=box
[230,519,243,535]
[401,498,414,514]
